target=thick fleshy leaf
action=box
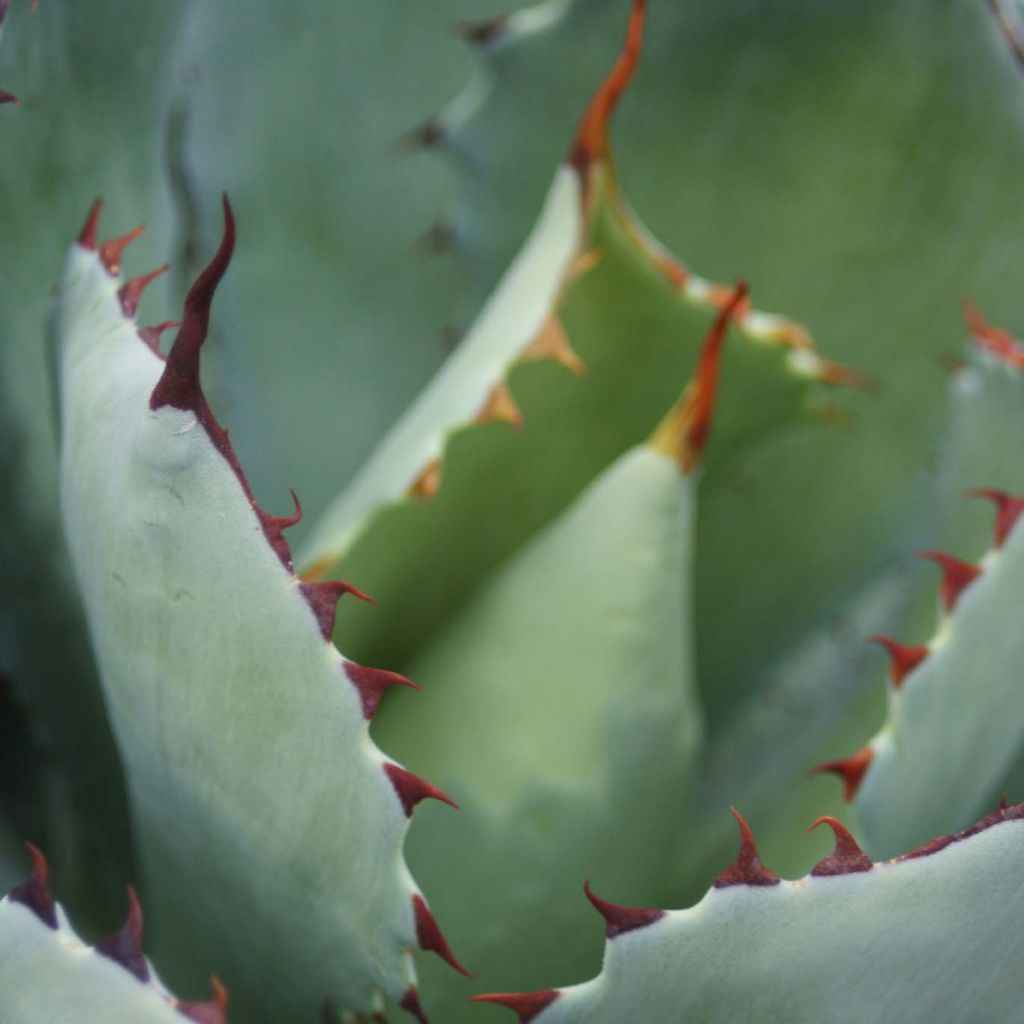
[55,204,458,1021]
[0,846,227,1024]
[474,802,1024,1023]
[439,0,1024,734]
[843,337,1024,858]
[300,0,847,671]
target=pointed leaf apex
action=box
[8,841,57,928]
[299,580,374,641]
[400,985,431,1024]
[151,195,235,412]
[95,884,149,982]
[384,762,458,816]
[809,816,873,875]
[966,488,1024,547]
[869,635,929,688]
[570,0,645,169]
[344,662,420,719]
[916,550,982,612]
[413,894,470,977]
[100,223,145,275]
[714,807,780,887]
[119,264,169,318]
[582,879,665,937]
[649,280,748,474]
[470,991,560,1022]
[813,746,874,802]
[78,198,103,250]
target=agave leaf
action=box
[378,288,748,1019]
[300,0,847,670]
[474,803,1024,1023]
[837,331,1024,858]
[1,845,226,1024]
[441,0,1024,733]
[55,201,462,1021]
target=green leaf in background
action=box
[438,0,1024,736]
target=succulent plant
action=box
[4,0,1024,1022]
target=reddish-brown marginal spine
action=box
[470,991,560,1023]
[713,807,779,887]
[95,885,149,982]
[138,320,180,356]
[813,746,874,802]
[400,985,431,1024]
[343,662,421,720]
[808,817,873,876]
[569,0,645,169]
[78,199,103,250]
[177,976,228,1024]
[299,580,374,641]
[412,894,470,977]
[100,224,145,276]
[384,762,459,817]
[869,635,929,688]
[582,880,665,937]
[916,551,982,613]
[967,488,1024,548]
[119,264,169,318]
[7,842,57,928]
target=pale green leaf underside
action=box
[382,446,699,1019]
[55,242,434,1019]
[0,899,183,1024]
[530,813,1024,1023]
[855,352,1024,858]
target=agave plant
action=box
[4,0,1024,1021]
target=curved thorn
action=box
[412,894,470,977]
[138,320,180,355]
[299,580,374,641]
[0,89,18,105]
[384,763,458,817]
[177,976,228,1024]
[118,264,169,318]
[808,816,873,876]
[916,550,982,613]
[150,194,235,411]
[582,880,665,937]
[344,662,421,720]
[78,198,103,250]
[8,841,57,928]
[813,746,874,802]
[649,280,748,474]
[713,807,779,887]
[963,297,1024,368]
[262,488,303,532]
[100,223,145,276]
[95,884,148,982]
[570,0,646,169]
[869,635,929,688]
[470,991,560,1023]
[967,488,1024,547]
